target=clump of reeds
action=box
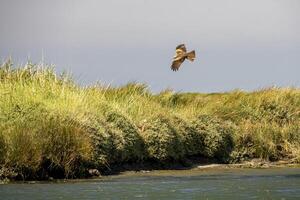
[0,60,299,180]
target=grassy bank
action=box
[0,61,299,180]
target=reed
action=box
[0,61,299,180]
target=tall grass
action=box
[0,61,299,180]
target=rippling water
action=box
[1,168,300,199]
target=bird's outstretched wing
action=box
[171,58,185,71]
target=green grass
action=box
[0,60,299,180]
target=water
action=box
[1,168,300,200]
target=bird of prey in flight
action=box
[171,44,195,71]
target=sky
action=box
[0,0,299,92]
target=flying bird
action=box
[171,44,195,71]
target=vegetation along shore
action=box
[0,61,299,181]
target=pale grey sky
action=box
[1,0,299,92]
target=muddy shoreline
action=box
[101,159,300,177]
[2,158,299,183]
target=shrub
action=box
[192,115,234,162]
[233,121,300,162]
[168,116,205,156]
[87,108,145,169]
[139,115,184,161]
[104,110,144,162]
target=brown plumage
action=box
[171,44,195,71]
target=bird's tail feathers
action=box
[186,50,195,62]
